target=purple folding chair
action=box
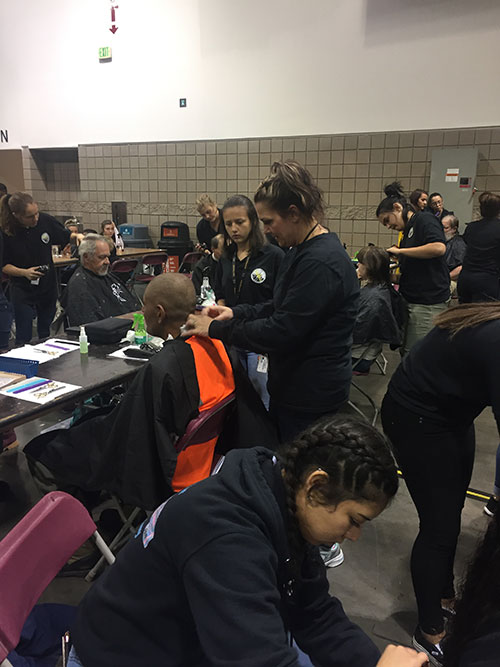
[0,492,115,667]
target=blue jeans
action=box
[237,349,270,409]
[13,291,57,343]
[68,646,84,666]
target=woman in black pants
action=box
[458,191,500,303]
[381,302,500,665]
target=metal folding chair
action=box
[0,492,115,667]
[109,258,140,290]
[178,251,203,275]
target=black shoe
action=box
[412,626,444,666]
[484,495,498,517]
[57,551,100,578]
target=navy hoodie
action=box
[72,448,380,666]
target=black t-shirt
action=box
[445,234,467,271]
[387,321,500,431]
[215,244,284,307]
[2,213,70,301]
[196,211,222,248]
[398,211,450,304]
[210,233,360,412]
[462,218,500,276]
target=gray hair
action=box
[78,233,108,260]
[442,214,459,231]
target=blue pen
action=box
[12,380,51,395]
[5,378,43,393]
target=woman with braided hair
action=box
[68,417,426,667]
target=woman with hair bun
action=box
[377,181,450,355]
[184,161,360,442]
[68,416,427,667]
[457,191,500,303]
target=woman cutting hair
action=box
[184,161,360,442]
[377,181,450,355]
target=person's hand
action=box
[24,267,44,280]
[387,245,401,256]
[376,645,429,666]
[202,305,234,321]
[72,233,85,245]
[182,313,214,338]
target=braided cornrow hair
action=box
[279,416,398,572]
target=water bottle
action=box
[200,276,216,307]
[134,313,147,345]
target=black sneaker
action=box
[412,626,444,666]
[484,495,498,517]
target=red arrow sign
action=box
[110,5,119,34]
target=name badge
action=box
[256,355,268,373]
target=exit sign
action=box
[99,47,112,62]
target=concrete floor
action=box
[0,348,496,653]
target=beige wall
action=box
[23,125,500,255]
[0,150,25,193]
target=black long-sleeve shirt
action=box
[210,232,359,412]
[386,320,500,431]
[72,448,380,667]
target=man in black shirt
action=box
[191,233,223,295]
[64,234,140,326]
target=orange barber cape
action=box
[171,336,235,492]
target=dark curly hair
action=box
[279,416,398,572]
[444,508,500,666]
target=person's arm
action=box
[209,260,343,354]
[450,265,462,281]
[3,264,43,280]
[182,532,302,666]
[387,242,446,259]
[290,547,380,667]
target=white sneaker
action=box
[319,543,344,568]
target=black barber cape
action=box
[64,265,141,326]
[72,447,380,667]
[24,338,277,510]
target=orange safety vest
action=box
[171,337,235,492]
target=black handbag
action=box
[84,317,132,344]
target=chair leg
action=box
[375,352,388,375]
[1,659,15,667]
[351,381,379,426]
[86,508,141,582]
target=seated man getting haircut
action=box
[64,233,140,326]
[25,273,276,511]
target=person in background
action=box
[352,246,403,374]
[191,233,224,295]
[101,219,124,251]
[442,214,466,292]
[0,228,13,351]
[443,496,500,666]
[378,181,450,355]
[215,195,284,408]
[60,218,80,257]
[409,189,428,212]
[0,192,83,344]
[67,417,426,667]
[195,194,222,249]
[83,228,97,235]
[428,192,453,222]
[184,161,360,443]
[457,191,500,303]
[0,183,8,197]
[381,301,500,665]
[63,234,140,326]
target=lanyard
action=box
[232,253,251,299]
[300,223,319,246]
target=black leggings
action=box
[457,271,500,303]
[381,394,475,635]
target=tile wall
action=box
[22,126,500,254]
